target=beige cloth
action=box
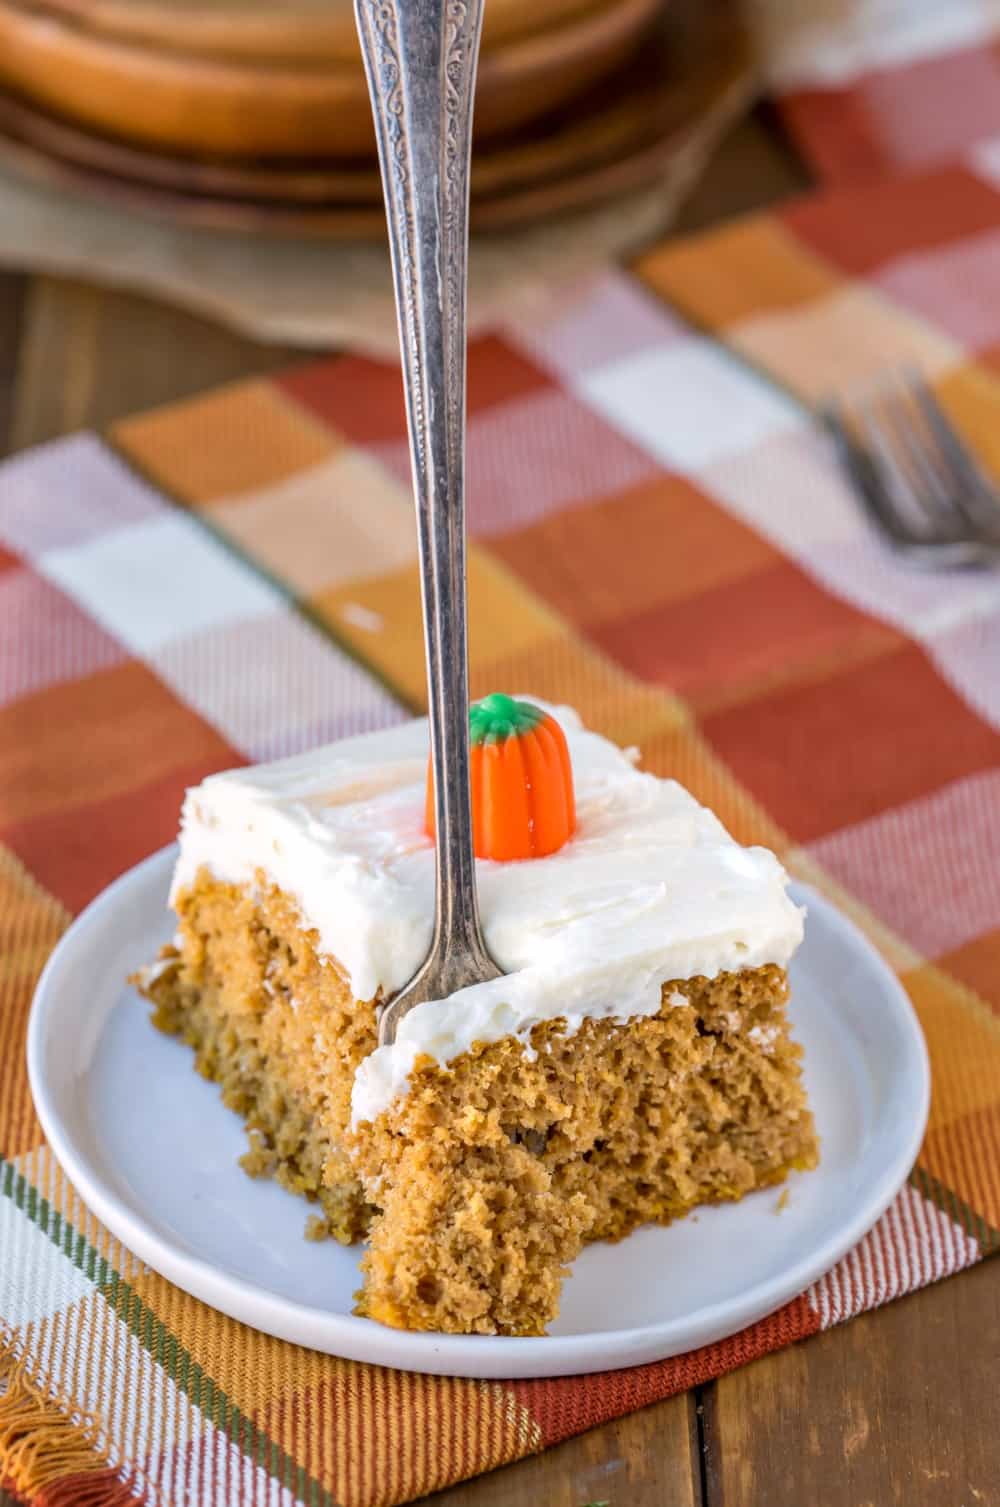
[0,72,752,354]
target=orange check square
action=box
[488,473,779,629]
[702,641,1000,843]
[782,165,1000,277]
[4,757,240,914]
[113,380,339,506]
[938,932,1000,1016]
[468,631,684,752]
[0,661,237,827]
[778,86,887,184]
[920,1101,1000,1232]
[636,215,843,331]
[591,557,902,715]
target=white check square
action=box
[503,269,686,384]
[804,535,1000,641]
[151,609,403,760]
[808,771,1000,960]
[702,425,869,557]
[0,1198,94,1328]
[575,338,801,473]
[39,511,285,657]
[0,434,163,558]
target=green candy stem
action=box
[469,693,544,746]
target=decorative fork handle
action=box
[355,0,500,1046]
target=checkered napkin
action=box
[5,147,1000,1507]
[753,0,1000,182]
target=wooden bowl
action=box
[0,44,698,208]
[0,0,662,158]
[20,0,614,64]
[0,0,754,237]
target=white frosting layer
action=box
[171,704,804,1126]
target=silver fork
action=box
[820,372,1000,568]
[355,0,503,1048]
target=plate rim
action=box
[27,844,930,1379]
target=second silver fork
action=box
[821,372,1000,568]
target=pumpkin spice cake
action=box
[135,696,817,1337]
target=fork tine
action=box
[875,378,962,534]
[907,372,1000,540]
[820,397,995,568]
[854,397,933,539]
[819,400,915,548]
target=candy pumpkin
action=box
[425,693,576,861]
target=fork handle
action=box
[355,0,496,1007]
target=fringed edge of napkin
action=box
[0,1328,140,1507]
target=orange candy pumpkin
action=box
[425,693,576,861]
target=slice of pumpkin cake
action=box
[136,695,816,1336]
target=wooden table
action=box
[2,107,998,1507]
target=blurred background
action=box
[0,0,796,404]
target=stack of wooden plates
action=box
[0,0,666,157]
[0,0,752,237]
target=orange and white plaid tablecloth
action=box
[4,17,1000,1506]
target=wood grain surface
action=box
[428,1390,703,1506]
[5,275,303,453]
[1,109,998,1507]
[702,1256,1000,1507]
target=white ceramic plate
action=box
[28,846,929,1379]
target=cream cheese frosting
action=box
[170,703,805,1126]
